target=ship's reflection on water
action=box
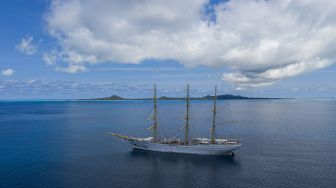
[127,149,241,187]
[128,149,240,167]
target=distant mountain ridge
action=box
[90,94,278,100]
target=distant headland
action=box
[87,94,282,100]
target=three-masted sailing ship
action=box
[109,84,241,155]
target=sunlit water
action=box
[1,100,336,187]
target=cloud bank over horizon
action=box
[45,0,336,87]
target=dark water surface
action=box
[1,100,336,188]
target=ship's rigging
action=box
[108,84,241,155]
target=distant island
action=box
[88,94,281,100]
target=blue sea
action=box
[1,100,336,187]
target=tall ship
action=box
[109,84,241,155]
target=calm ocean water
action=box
[0,100,336,188]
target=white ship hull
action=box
[128,140,241,155]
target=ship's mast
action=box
[184,83,190,144]
[153,84,158,142]
[210,85,217,144]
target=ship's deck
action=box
[135,137,240,145]
[108,133,240,146]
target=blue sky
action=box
[0,0,335,99]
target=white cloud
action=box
[43,51,57,66]
[55,64,87,73]
[1,68,15,76]
[16,36,38,55]
[45,0,336,86]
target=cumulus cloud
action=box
[43,51,57,66]
[16,36,38,55]
[1,68,15,76]
[42,50,87,73]
[45,0,336,87]
[55,64,87,73]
